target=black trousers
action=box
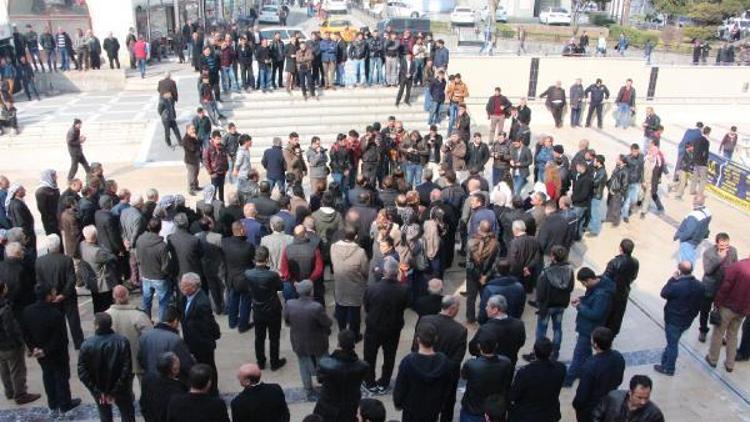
[586,103,604,128]
[40,358,73,411]
[186,163,200,191]
[699,296,713,334]
[192,348,218,395]
[396,78,412,105]
[68,151,90,181]
[92,291,113,314]
[313,58,324,87]
[209,71,221,101]
[107,54,121,69]
[206,274,224,313]
[363,328,400,387]
[298,68,315,97]
[96,384,135,422]
[59,298,84,348]
[550,104,564,127]
[606,296,628,337]
[465,275,480,323]
[440,369,460,422]
[335,304,361,336]
[254,316,282,365]
[272,60,284,87]
[240,63,255,88]
[163,120,181,147]
[210,173,226,202]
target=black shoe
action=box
[735,353,750,362]
[405,101,411,106]
[355,333,363,343]
[362,382,379,395]
[527,300,538,308]
[376,384,391,395]
[623,217,630,223]
[653,364,674,376]
[698,331,707,343]
[258,361,266,370]
[704,355,717,368]
[522,353,536,363]
[271,358,287,371]
[61,398,82,413]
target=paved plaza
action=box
[1,20,750,422]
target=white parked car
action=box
[324,0,348,15]
[495,5,508,22]
[384,1,425,18]
[258,5,281,24]
[260,27,308,44]
[451,6,476,26]
[539,7,572,25]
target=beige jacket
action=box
[106,304,153,374]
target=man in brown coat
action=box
[442,133,467,178]
[283,132,306,184]
[59,196,81,258]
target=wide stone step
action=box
[221,93,427,109]
[225,113,429,130]
[224,103,429,118]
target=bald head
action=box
[293,225,306,238]
[112,285,129,304]
[430,188,442,202]
[238,363,261,387]
[243,203,257,218]
[467,179,480,193]
[0,176,9,189]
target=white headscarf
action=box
[4,183,22,208]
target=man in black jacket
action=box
[246,246,286,370]
[584,78,610,129]
[508,338,566,422]
[140,352,188,422]
[592,375,664,422]
[395,53,417,107]
[588,155,608,237]
[166,364,229,422]
[394,323,455,421]
[35,234,84,349]
[572,327,625,422]
[223,221,255,332]
[571,161,594,239]
[22,284,81,417]
[508,219,542,293]
[461,337,513,421]
[622,144,644,223]
[178,273,221,394]
[604,239,639,338]
[690,126,711,196]
[469,294,526,369]
[414,295,467,422]
[467,133,490,173]
[536,201,570,255]
[314,330,369,421]
[78,312,135,422]
[539,81,566,128]
[231,362,289,422]
[528,245,574,361]
[95,195,126,280]
[66,119,90,181]
[362,257,409,394]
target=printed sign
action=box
[706,152,750,213]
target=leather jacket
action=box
[78,329,133,397]
[367,36,383,58]
[348,39,367,60]
[591,166,608,200]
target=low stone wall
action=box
[35,68,126,95]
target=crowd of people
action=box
[2,61,748,421]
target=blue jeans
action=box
[572,205,587,239]
[226,288,252,330]
[141,278,173,321]
[414,58,425,82]
[47,49,58,71]
[661,323,687,373]
[570,107,582,127]
[404,162,423,188]
[615,102,631,128]
[332,172,348,194]
[588,197,603,235]
[59,48,70,71]
[348,59,364,85]
[221,66,240,92]
[722,150,733,160]
[459,408,485,422]
[429,101,442,125]
[535,163,547,183]
[137,58,146,77]
[368,57,383,85]
[448,103,459,134]
[336,63,345,86]
[282,282,298,301]
[423,88,432,112]
[536,307,565,356]
[621,183,640,218]
[679,242,697,265]
[266,177,286,193]
[258,65,271,90]
[513,174,527,196]
[565,333,592,384]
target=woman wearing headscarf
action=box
[422,206,445,279]
[5,184,36,257]
[35,169,61,236]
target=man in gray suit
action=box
[283,280,333,401]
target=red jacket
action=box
[715,258,750,315]
[133,40,148,59]
[203,144,229,175]
[220,46,235,67]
